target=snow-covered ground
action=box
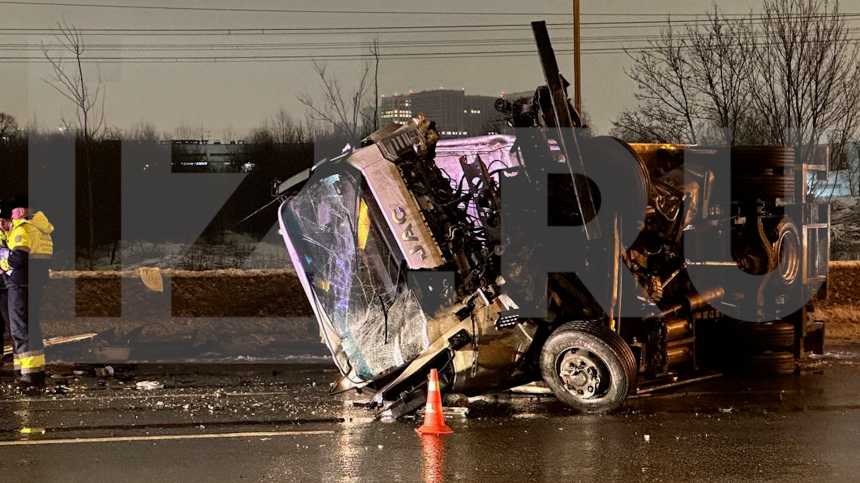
[88,226,292,271]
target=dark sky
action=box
[0,0,761,138]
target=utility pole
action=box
[573,0,582,115]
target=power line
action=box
[5,24,860,50]
[2,37,859,63]
[2,13,858,37]
[5,31,860,53]
[0,24,570,37]
[4,25,859,53]
[4,1,860,21]
[0,49,595,63]
[0,0,573,16]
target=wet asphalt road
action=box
[1,346,860,482]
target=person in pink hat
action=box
[1,207,54,389]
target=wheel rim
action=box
[777,229,799,284]
[557,349,610,400]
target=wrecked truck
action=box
[274,22,827,416]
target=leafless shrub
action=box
[612,0,860,158]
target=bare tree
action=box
[688,9,757,144]
[41,23,105,141]
[221,127,238,144]
[623,22,700,144]
[0,112,17,141]
[613,0,860,157]
[127,121,160,142]
[173,122,206,142]
[42,22,105,268]
[267,107,307,144]
[611,106,691,144]
[750,0,860,163]
[298,60,375,145]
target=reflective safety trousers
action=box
[2,285,45,375]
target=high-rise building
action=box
[410,89,466,136]
[379,95,413,124]
[376,88,506,138]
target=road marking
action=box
[0,430,334,447]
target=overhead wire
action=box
[3,37,860,63]
[0,9,857,63]
[3,26,860,52]
[3,0,860,23]
[0,0,576,16]
[1,12,859,35]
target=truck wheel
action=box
[737,322,796,351]
[540,321,638,414]
[738,351,796,376]
[773,218,801,287]
[729,146,795,202]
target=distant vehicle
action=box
[274,22,827,416]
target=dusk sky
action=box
[1,0,768,138]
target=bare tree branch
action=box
[41,21,104,268]
[614,0,860,156]
[298,47,379,146]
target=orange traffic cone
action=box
[416,369,454,435]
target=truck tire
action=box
[737,322,796,351]
[731,146,795,170]
[540,321,638,414]
[730,146,795,202]
[739,351,796,376]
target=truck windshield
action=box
[281,167,428,380]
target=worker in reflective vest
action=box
[0,219,11,378]
[1,208,54,388]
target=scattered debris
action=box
[417,406,469,419]
[442,393,470,407]
[95,366,115,378]
[508,382,553,395]
[139,267,164,292]
[91,347,132,363]
[51,385,72,395]
[644,434,651,442]
[4,332,98,357]
[136,381,164,391]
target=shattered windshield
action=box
[282,167,429,380]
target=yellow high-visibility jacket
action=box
[2,211,54,284]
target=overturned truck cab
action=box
[274,21,827,417]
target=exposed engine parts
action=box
[276,21,828,416]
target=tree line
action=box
[0,109,357,270]
[0,20,380,270]
[609,0,860,171]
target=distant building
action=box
[377,88,506,138]
[170,139,248,170]
[379,95,413,124]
